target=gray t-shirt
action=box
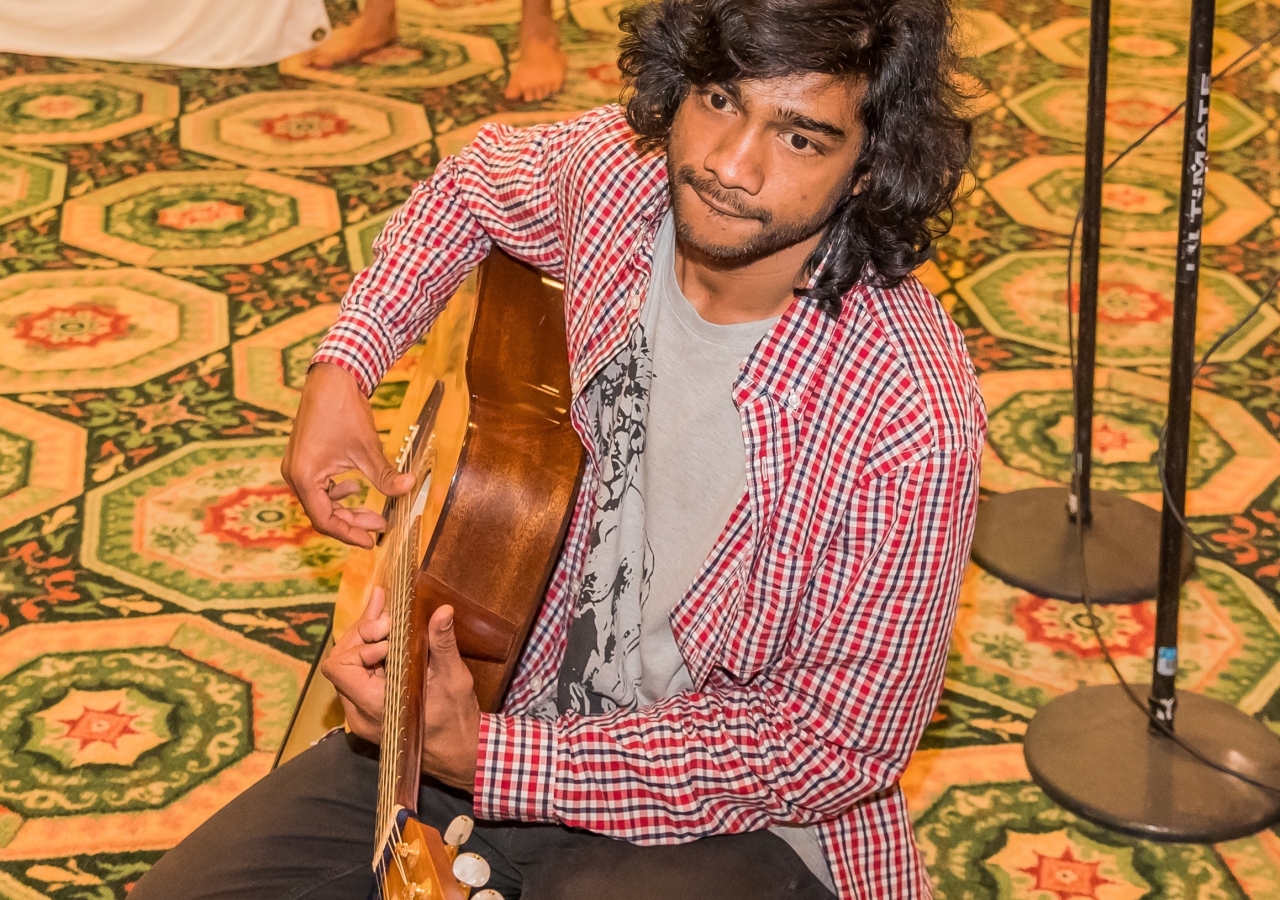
[552,214,833,891]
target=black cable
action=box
[1073,500,1280,794]
[1063,25,1280,371]
[1052,26,1280,794]
[1155,271,1280,565]
[1068,272,1280,795]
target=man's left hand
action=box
[323,591,480,792]
[323,587,390,743]
[419,605,481,792]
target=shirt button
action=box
[570,375,582,394]
[786,389,802,410]
[627,290,643,311]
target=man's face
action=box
[666,72,866,263]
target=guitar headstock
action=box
[379,814,505,900]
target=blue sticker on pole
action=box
[1157,646,1178,677]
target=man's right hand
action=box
[281,362,415,548]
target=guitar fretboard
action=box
[374,433,423,867]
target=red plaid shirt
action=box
[315,106,985,899]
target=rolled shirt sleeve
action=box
[312,114,581,393]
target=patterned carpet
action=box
[1,0,1279,896]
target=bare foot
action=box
[302,12,399,69]
[504,36,567,102]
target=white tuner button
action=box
[473,891,505,900]
[444,815,474,847]
[452,852,491,888]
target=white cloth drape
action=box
[0,0,332,68]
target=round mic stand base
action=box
[1024,684,1280,842]
[971,487,1193,605]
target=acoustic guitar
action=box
[339,250,585,899]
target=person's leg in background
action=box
[503,0,567,102]
[301,0,565,101]
[301,0,397,69]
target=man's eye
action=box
[708,92,729,110]
[786,134,812,152]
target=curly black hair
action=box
[617,0,972,316]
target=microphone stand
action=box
[1021,0,1280,840]
[968,0,1193,604]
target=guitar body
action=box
[411,252,585,710]
[332,249,583,711]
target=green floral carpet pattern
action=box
[3,0,1280,896]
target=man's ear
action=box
[849,168,867,197]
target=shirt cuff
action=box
[473,713,556,823]
[311,307,399,396]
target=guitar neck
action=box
[374,499,420,852]
[374,384,446,852]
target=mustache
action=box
[673,166,771,224]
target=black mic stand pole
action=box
[1022,0,1280,840]
[968,0,1192,604]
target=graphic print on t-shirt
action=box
[556,323,654,716]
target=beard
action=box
[667,164,849,264]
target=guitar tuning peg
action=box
[452,852,490,888]
[473,891,504,900]
[444,815,474,848]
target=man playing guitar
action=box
[132,0,982,896]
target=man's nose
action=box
[703,122,765,197]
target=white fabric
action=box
[0,0,331,68]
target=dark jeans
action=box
[130,731,837,900]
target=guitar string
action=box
[376,454,411,853]
[387,504,418,891]
[377,439,425,889]
[381,512,407,837]
[375,815,411,894]
[376,504,393,836]
[378,807,409,889]
[375,528,395,840]
[377,524,409,889]
[391,503,410,791]
[389,816,411,888]
[385,522,406,837]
